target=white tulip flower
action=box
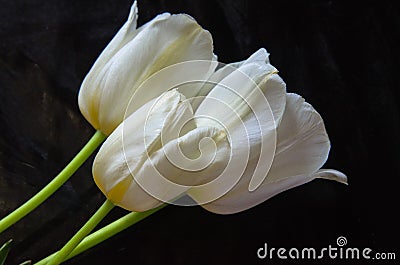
[187,49,347,213]
[78,1,216,135]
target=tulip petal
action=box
[257,74,287,126]
[193,49,286,192]
[313,169,348,185]
[185,49,268,111]
[78,1,139,131]
[195,48,283,129]
[190,93,340,214]
[86,1,139,78]
[214,48,273,83]
[266,93,331,182]
[199,169,346,214]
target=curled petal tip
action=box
[129,0,138,18]
[315,169,348,185]
[129,1,138,22]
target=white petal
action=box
[195,49,281,130]
[199,169,346,214]
[314,169,348,185]
[192,93,336,214]
[78,1,139,131]
[266,93,330,182]
[86,1,139,77]
[192,50,286,192]
[241,48,271,65]
[138,58,218,118]
[180,60,234,112]
[189,49,283,116]
[229,48,271,69]
[257,74,286,125]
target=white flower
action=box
[78,1,215,135]
[188,48,347,214]
[92,48,347,214]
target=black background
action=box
[0,0,399,264]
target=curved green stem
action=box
[34,204,167,265]
[0,130,106,234]
[46,199,115,265]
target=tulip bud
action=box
[78,1,215,135]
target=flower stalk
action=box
[34,204,167,265]
[0,130,106,234]
[46,199,115,265]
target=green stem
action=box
[0,130,106,234]
[46,199,115,265]
[34,204,167,265]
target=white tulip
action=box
[188,49,347,214]
[78,1,215,135]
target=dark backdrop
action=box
[0,0,399,264]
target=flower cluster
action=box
[81,2,347,214]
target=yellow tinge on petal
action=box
[106,176,133,205]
